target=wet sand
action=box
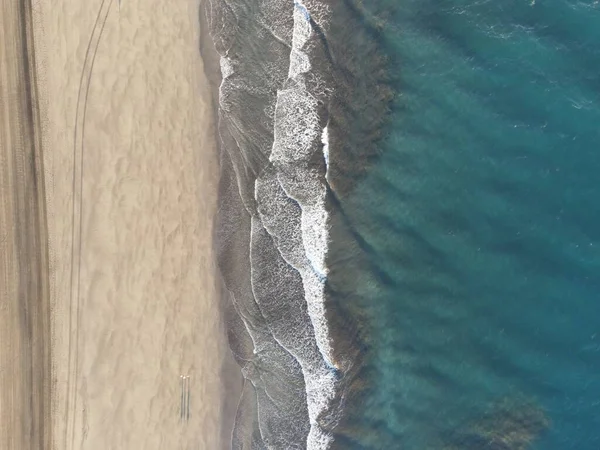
[0,0,51,448]
[1,0,237,448]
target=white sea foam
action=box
[273,0,334,357]
[290,1,312,77]
[211,0,343,447]
[260,2,339,448]
[322,125,330,178]
[220,56,234,79]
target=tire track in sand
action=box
[64,0,114,448]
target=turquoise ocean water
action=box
[331,0,600,448]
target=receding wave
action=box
[205,0,393,448]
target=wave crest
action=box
[206,0,367,448]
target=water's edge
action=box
[198,3,246,449]
[202,1,349,448]
[201,0,396,447]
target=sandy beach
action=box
[1,1,51,448]
[0,0,237,448]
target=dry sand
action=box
[5,0,237,448]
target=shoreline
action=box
[198,1,223,113]
[200,1,347,447]
[198,2,246,448]
[197,0,397,447]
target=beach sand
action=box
[3,0,239,448]
[1,1,51,448]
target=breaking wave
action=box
[204,0,393,447]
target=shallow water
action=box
[207,0,600,448]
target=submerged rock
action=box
[443,397,550,450]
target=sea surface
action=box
[205,0,600,449]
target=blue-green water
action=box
[332,1,600,448]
